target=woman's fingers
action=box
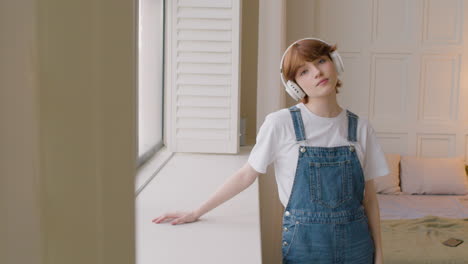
[153,211,189,224]
[171,215,189,225]
[152,211,198,225]
[152,216,164,223]
[172,213,198,225]
[151,215,161,222]
[152,212,180,223]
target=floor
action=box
[135,146,262,264]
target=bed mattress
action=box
[377,194,468,219]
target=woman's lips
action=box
[317,79,329,86]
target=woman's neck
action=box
[304,97,342,118]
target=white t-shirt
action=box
[248,103,389,207]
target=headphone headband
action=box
[280,37,332,73]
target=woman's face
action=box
[294,55,338,99]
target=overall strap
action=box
[288,106,306,142]
[346,110,358,142]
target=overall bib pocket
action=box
[309,160,352,208]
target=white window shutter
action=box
[167,0,241,153]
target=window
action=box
[137,0,165,167]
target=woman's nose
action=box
[313,67,322,78]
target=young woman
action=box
[153,38,389,264]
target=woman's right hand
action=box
[151,163,259,226]
[152,211,200,225]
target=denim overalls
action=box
[282,106,375,264]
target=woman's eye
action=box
[319,58,326,64]
[300,69,308,76]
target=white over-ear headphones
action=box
[280,38,344,101]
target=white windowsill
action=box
[135,146,174,195]
[135,146,262,264]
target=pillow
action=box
[374,153,401,194]
[400,156,468,195]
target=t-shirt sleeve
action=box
[247,114,278,174]
[363,124,390,181]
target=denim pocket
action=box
[281,221,299,259]
[349,217,375,257]
[309,160,352,208]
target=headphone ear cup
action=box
[330,51,344,76]
[285,80,306,101]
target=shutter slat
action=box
[177,107,231,119]
[178,18,232,30]
[178,30,232,41]
[178,63,231,74]
[178,85,230,96]
[178,7,232,19]
[177,52,231,63]
[177,75,231,86]
[177,96,231,107]
[178,0,232,8]
[176,128,230,140]
[178,118,230,129]
[178,41,232,52]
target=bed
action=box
[379,194,468,263]
[375,155,468,264]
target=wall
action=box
[240,0,260,146]
[1,0,137,263]
[315,0,468,160]
[256,0,286,263]
[285,0,318,107]
[0,1,42,263]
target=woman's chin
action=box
[308,87,336,98]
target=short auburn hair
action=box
[282,39,342,104]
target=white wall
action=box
[1,1,137,263]
[288,0,468,161]
[256,0,286,263]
